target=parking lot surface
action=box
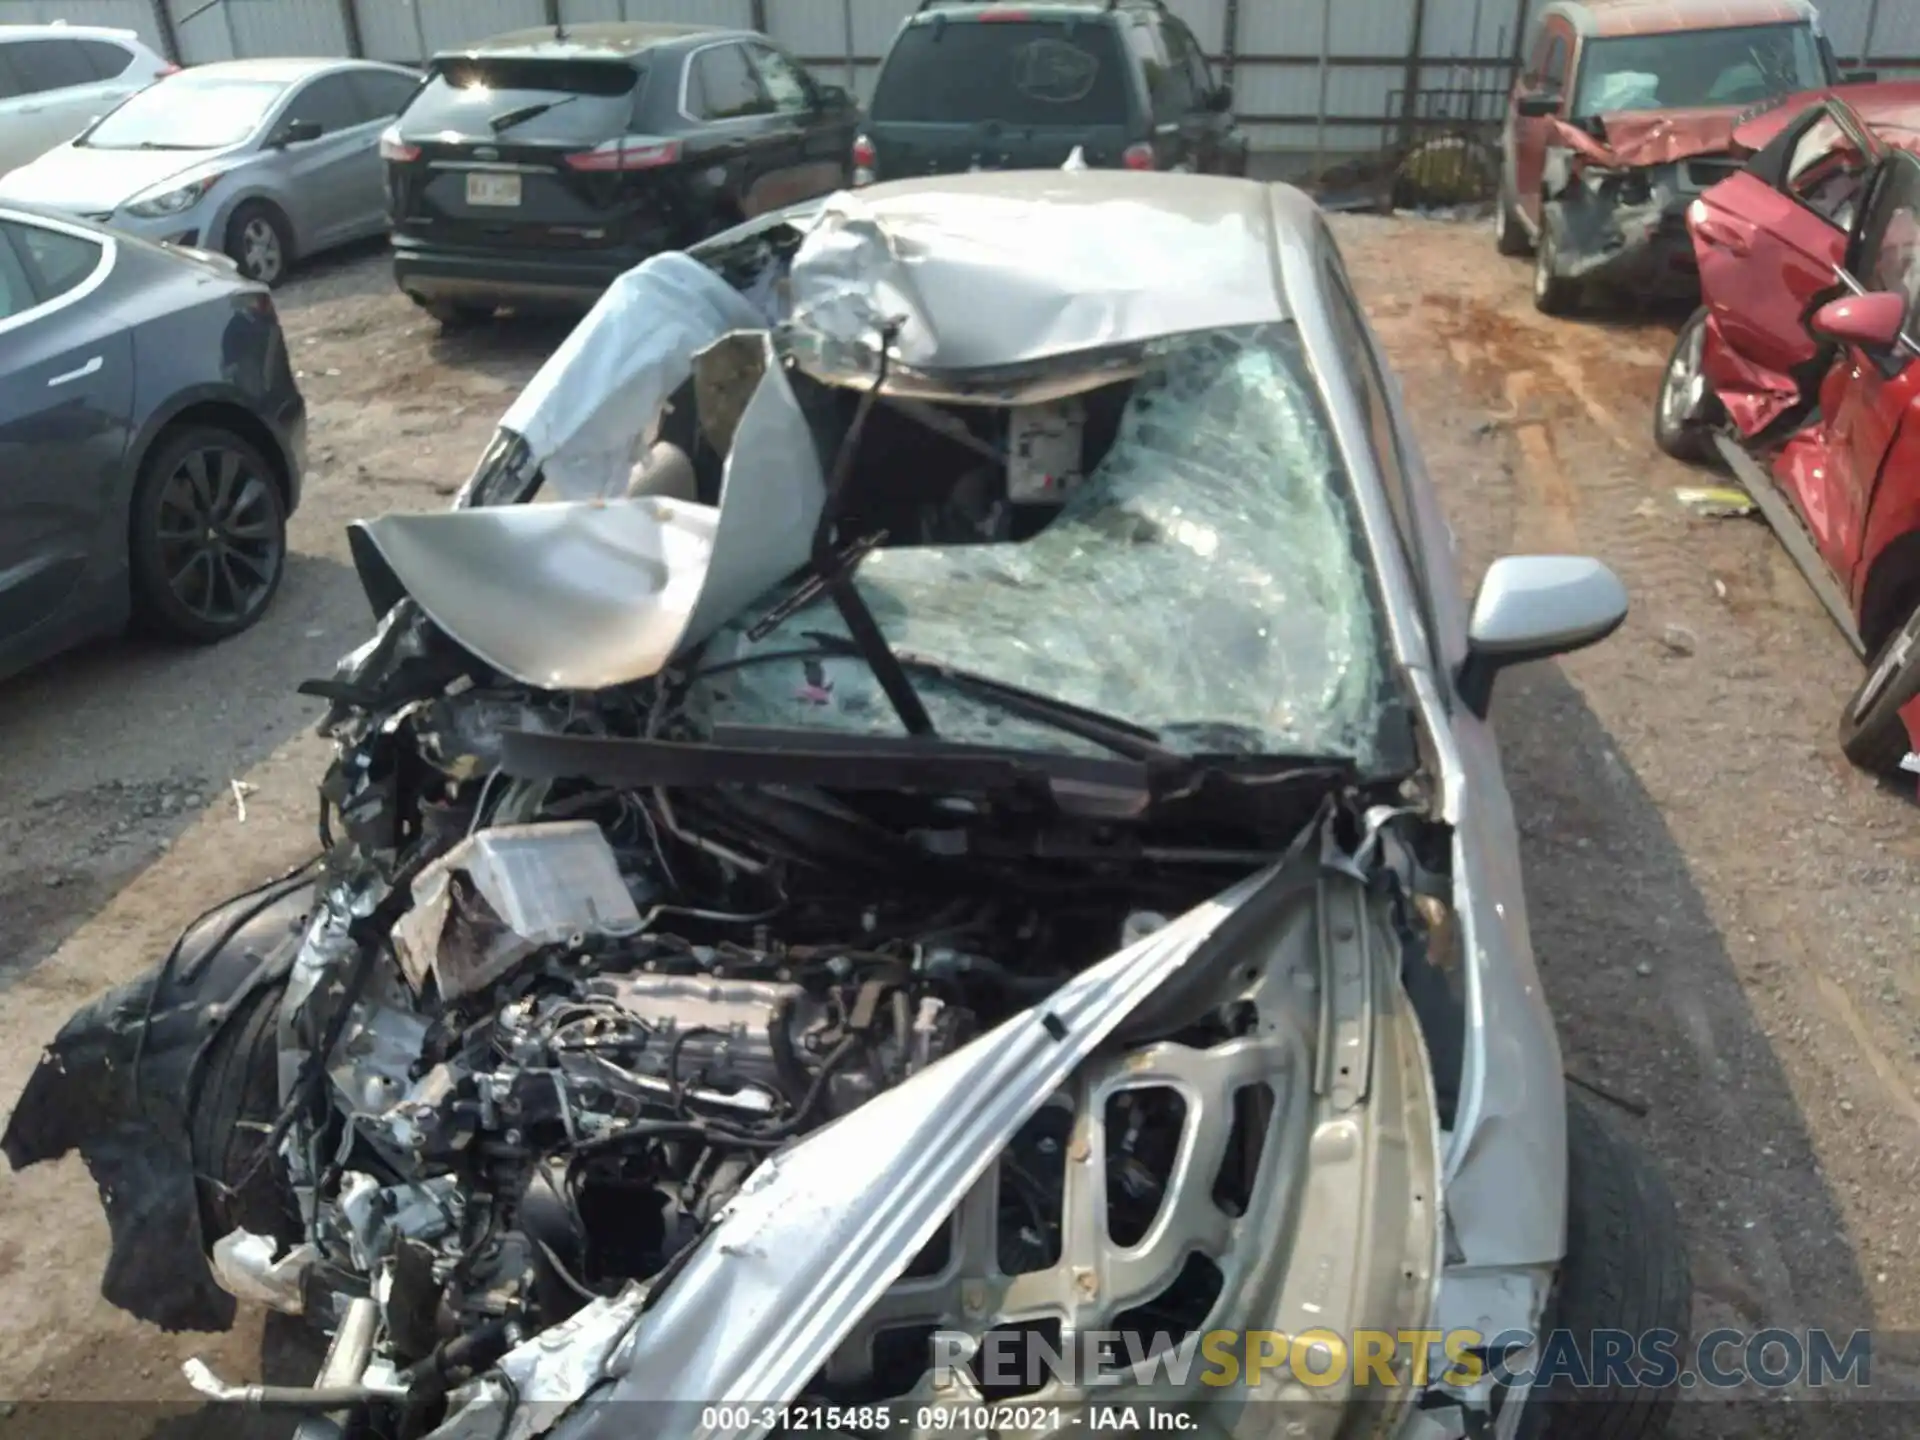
[2,219,1918,1433]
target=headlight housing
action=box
[124,175,221,219]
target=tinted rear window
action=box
[404,57,644,140]
[871,19,1132,126]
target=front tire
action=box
[224,200,292,287]
[1839,598,1920,775]
[129,425,287,644]
[1534,216,1580,316]
[1654,306,1727,464]
[1521,1094,1691,1439]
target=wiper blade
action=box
[800,632,1181,766]
[488,95,578,133]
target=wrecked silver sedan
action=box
[5,172,1688,1440]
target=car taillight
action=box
[380,134,421,163]
[1122,143,1156,171]
[980,8,1032,18]
[852,134,876,168]
[564,138,682,172]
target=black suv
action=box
[854,0,1247,183]
[383,22,859,324]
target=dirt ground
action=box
[2,217,1919,1433]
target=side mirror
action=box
[1843,69,1879,84]
[1516,89,1562,119]
[1809,291,1906,350]
[1206,84,1233,113]
[275,118,323,147]
[1456,555,1628,718]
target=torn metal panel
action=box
[783,172,1292,386]
[1546,106,1746,170]
[700,325,1395,769]
[491,252,772,502]
[1540,164,1698,297]
[347,332,825,691]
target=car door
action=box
[1507,19,1574,227]
[682,41,790,220]
[1695,99,1884,418]
[1163,17,1238,175]
[743,42,849,207]
[1125,15,1203,171]
[1817,153,1920,593]
[0,217,134,650]
[273,72,385,250]
[345,67,423,235]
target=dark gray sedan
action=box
[0,202,306,681]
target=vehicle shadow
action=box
[427,308,580,372]
[0,552,361,984]
[1495,659,1890,1433]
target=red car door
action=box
[1695,100,1884,429]
[1508,18,1575,228]
[1791,152,1920,588]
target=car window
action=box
[0,226,37,321]
[1542,35,1569,89]
[349,68,421,121]
[1856,156,1920,330]
[1127,19,1195,118]
[745,43,814,116]
[1571,22,1825,117]
[81,75,288,150]
[9,38,98,94]
[1166,20,1214,101]
[688,43,773,121]
[406,58,640,141]
[0,45,20,103]
[76,38,135,80]
[5,220,104,304]
[870,19,1131,127]
[1786,111,1874,230]
[286,73,368,135]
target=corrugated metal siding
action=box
[228,0,350,59]
[6,0,1914,153]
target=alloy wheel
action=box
[1660,318,1709,433]
[153,445,284,629]
[240,216,284,284]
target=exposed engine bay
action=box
[3,177,1507,1440]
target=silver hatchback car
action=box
[0,57,420,285]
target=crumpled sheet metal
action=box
[699,324,1390,767]
[347,333,825,691]
[543,858,1297,1440]
[1731,80,1920,157]
[784,171,1292,381]
[1547,105,1744,169]
[1700,311,1804,437]
[497,251,771,501]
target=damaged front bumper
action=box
[1540,155,1721,299]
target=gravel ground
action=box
[0,219,1916,1434]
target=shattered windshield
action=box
[1571,23,1826,117]
[695,323,1406,771]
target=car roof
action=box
[164,57,402,83]
[1545,0,1818,38]
[906,1,1143,21]
[450,22,732,60]
[0,22,142,44]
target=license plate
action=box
[466,172,521,207]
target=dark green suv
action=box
[854,0,1249,183]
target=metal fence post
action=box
[544,0,562,30]
[1397,0,1429,152]
[750,0,768,32]
[147,0,182,64]
[842,0,857,87]
[339,0,365,57]
[1311,0,1333,179]
[1220,0,1239,83]
[1861,0,1884,67]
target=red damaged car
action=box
[1496,0,1855,315]
[1655,87,1920,773]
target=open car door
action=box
[1694,97,1886,434]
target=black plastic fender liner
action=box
[2,882,315,1332]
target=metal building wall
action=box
[6,0,1917,158]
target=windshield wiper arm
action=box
[800,632,1181,766]
[488,95,578,133]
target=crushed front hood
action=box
[1550,104,1749,168]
